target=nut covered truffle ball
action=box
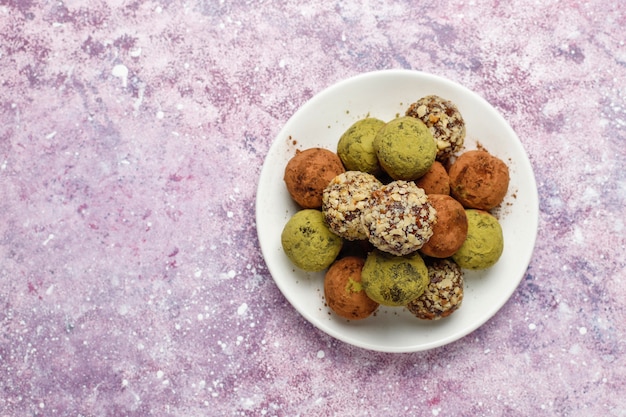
[324,256,379,320]
[284,148,345,209]
[406,95,466,163]
[362,181,437,256]
[322,171,382,241]
[420,194,468,258]
[407,258,464,320]
[448,150,510,210]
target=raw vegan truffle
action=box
[373,116,437,180]
[362,181,437,256]
[420,194,468,258]
[452,209,504,270]
[281,209,343,271]
[322,171,382,241]
[448,150,510,210]
[324,256,379,320]
[406,95,466,163]
[361,250,429,306]
[284,148,345,209]
[407,258,464,320]
[337,118,386,174]
[415,161,450,195]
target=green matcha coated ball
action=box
[452,209,504,270]
[337,118,386,174]
[374,116,437,180]
[361,250,429,306]
[281,209,343,272]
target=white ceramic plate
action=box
[256,70,539,353]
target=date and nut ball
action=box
[406,95,466,163]
[373,116,437,181]
[414,161,450,195]
[362,180,437,256]
[452,209,504,270]
[284,148,345,209]
[337,118,386,175]
[420,194,468,258]
[406,258,464,320]
[448,150,510,210]
[280,209,343,272]
[324,256,379,320]
[322,171,382,241]
[361,250,429,307]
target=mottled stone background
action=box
[1,0,625,415]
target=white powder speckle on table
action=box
[237,303,248,316]
[112,64,129,87]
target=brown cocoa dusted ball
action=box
[284,148,345,208]
[420,194,468,258]
[448,150,510,210]
[415,161,450,195]
[324,256,379,320]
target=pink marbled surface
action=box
[1,0,625,415]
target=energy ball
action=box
[324,256,379,320]
[361,250,429,307]
[337,118,386,174]
[373,116,437,181]
[448,150,510,210]
[406,95,466,163]
[415,161,450,195]
[284,148,345,209]
[420,194,468,258]
[452,209,504,270]
[281,209,343,271]
[406,258,464,320]
[322,171,382,241]
[362,180,437,256]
